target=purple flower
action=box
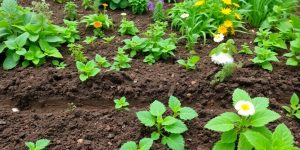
[148,1,155,11]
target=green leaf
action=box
[3,51,19,70]
[162,116,177,126]
[120,141,137,150]
[16,32,29,47]
[136,111,155,127]
[36,139,50,150]
[295,111,300,119]
[282,106,291,113]
[232,88,252,105]
[25,142,35,150]
[290,93,299,107]
[213,141,235,150]
[164,134,184,150]
[79,74,88,81]
[251,127,272,140]
[243,130,270,150]
[272,124,294,149]
[250,109,281,127]
[179,107,198,121]
[220,130,237,143]
[286,58,298,66]
[205,112,240,132]
[237,134,253,150]
[168,96,181,113]
[164,119,188,134]
[149,100,166,117]
[138,138,153,150]
[251,97,269,110]
[262,62,273,71]
[0,43,6,53]
[151,132,160,140]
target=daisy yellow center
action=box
[240,103,250,111]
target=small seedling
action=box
[52,60,67,69]
[239,43,253,55]
[120,138,153,150]
[177,55,200,70]
[95,54,111,68]
[114,97,129,110]
[84,36,97,45]
[103,36,115,44]
[210,63,242,85]
[25,139,50,150]
[110,48,132,71]
[282,93,300,119]
[76,60,100,82]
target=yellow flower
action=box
[233,3,240,7]
[222,0,232,5]
[218,25,228,34]
[195,0,205,6]
[221,8,232,15]
[230,27,235,35]
[223,20,233,28]
[235,13,241,20]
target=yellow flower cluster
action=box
[218,0,241,35]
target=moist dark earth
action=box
[0,0,299,150]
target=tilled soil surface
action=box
[0,0,299,150]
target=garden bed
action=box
[0,0,299,149]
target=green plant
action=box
[210,63,242,85]
[31,0,53,19]
[177,55,200,70]
[123,36,147,57]
[52,60,67,69]
[114,96,129,110]
[284,35,300,66]
[81,13,113,37]
[128,0,148,14]
[67,44,87,62]
[84,36,97,45]
[209,39,237,64]
[82,0,92,9]
[103,36,115,44]
[120,138,153,150]
[132,96,198,150]
[64,1,78,21]
[252,47,279,71]
[0,0,72,70]
[244,0,274,27]
[76,60,100,82]
[153,1,165,22]
[59,20,80,43]
[25,139,50,150]
[110,48,132,71]
[100,0,130,10]
[239,43,253,55]
[282,93,300,119]
[95,54,111,68]
[118,17,139,36]
[205,88,292,150]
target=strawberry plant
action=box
[25,139,50,150]
[282,93,300,119]
[118,16,139,36]
[76,60,100,82]
[95,54,111,68]
[252,47,279,71]
[124,96,198,150]
[110,48,132,71]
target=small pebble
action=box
[12,108,20,113]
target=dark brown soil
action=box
[0,0,299,150]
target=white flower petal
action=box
[234,100,255,117]
[213,34,224,43]
[211,52,234,65]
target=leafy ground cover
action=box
[0,0,299,150]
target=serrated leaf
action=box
[179,107,198,121]
[272,124,294,149]
[168,96,181,113]
[243,130,270,150]
[165,134,184,150]
[136,111,155,127]
[232,88,252,105]
[237,134,253,150]
[251,97,269,110]
[220,130,237,143]
[213,141,235,150]
[250,109,280,127]
[205,112,240,132]
[151,132,160,140]
[138,138,153,150]
[150,100,166,117]
[162,116,177,126]
[120,141,137,150]
[164,119,187,134]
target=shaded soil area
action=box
[0,0,299,149]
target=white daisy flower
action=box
[121,13,127,16]
[234,101,255,117]
[12,108,20,113]
[180,13,189,19]
[213,34,224,43]
[211,52,234,65]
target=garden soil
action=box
[0,0,299,149]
